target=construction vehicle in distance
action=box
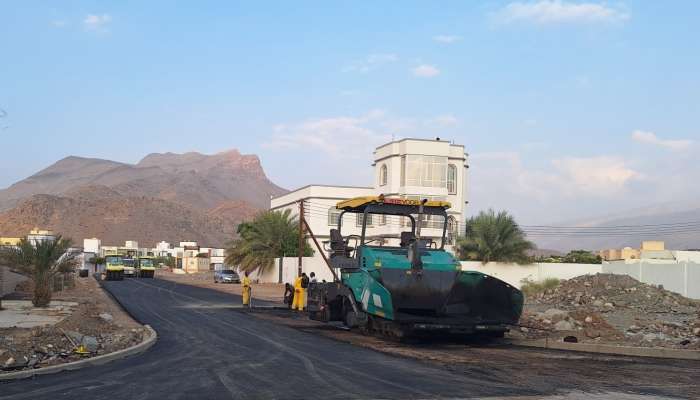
[138,256,156,278]
[104,255,125,281]
[306,196,524,339]
[122,257,137,278]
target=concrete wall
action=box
[0,266,27,297]
[461,262,603,288]
[603,261,700,299]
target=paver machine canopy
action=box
[307,195,524,338]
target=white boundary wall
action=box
[602,261,700,299]
[459,260,700,300]
[249,257,336,284]
[460,262,603,289]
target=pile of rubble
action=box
[1,315,146,372]
[517,274,700,349]
[1,277,147,374]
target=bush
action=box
[520,277,560,297]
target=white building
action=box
[270,138,468,254]
[83,238,101,254]
[27,228,55,246]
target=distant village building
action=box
[27,228,55,246]
[270,138,468,253]
[600,241,700,263]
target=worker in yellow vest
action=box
[242,271,251,307]
[292,274,307,311]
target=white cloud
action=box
[343,53,398,73]
[430,114,459,128]
[433,35,462,44]
[412,64,440,78]
[264,110,392,156]
[496,1,629,25]
[631,130,693,151]
[83,14,112,31]
[551,156,640,194]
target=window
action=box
[400,156,406,186]
[379,164,388,186]
[378,214,387,226]
[447,164,457,194]
[403,155,447,187]
[446,216,457,245]
[328,207,341,226]
[356,213,373,227]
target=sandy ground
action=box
[0,275,146,373]
[156,269,286,304]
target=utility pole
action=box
[298,200,304,277]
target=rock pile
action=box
[518,274,700,349]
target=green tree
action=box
[226,210,313,273]
[562,250,602,264]
[456,209,534,264]
[0,235,77,307]
[91,256,106,268]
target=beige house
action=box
[600,241,678,262]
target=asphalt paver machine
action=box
[306,196,523,338]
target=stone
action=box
[520,327,529,333]
[693,327,700,336]
[81,335,99,353]
[643,333,659,342]
[627,324,641,332]
[592,300,604,307]
[584,316,593,323]
[99,313,113,323]
[543,308,568,323]
[554,320,575,331]
[4,357,15,367]
[604,302,614,308]
[542,319,552,325]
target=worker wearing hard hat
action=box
[242,271,252,307]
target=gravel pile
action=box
[517,273,700,349]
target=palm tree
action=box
[456,209,534,264]
[0,235,77,307]
[226,210,313,273]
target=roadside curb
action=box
[0,324,157,381]
[508,338,700,360]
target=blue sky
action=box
[1,1,698,223]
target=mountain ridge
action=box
[0,150,285,246]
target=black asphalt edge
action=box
[97,277,148,325]
[0,277,159,381]
[507,338,700,360]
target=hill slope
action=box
[531,205,700,252]
[0,186,253,247]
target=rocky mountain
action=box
[0,150,285,212]
[531,203,700,252]
[0,150,285,247]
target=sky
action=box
[1,1,699,224]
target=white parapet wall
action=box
[460,262,603,289]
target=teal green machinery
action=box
[306,196,523,338]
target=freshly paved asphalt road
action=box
[0,278,696,399]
